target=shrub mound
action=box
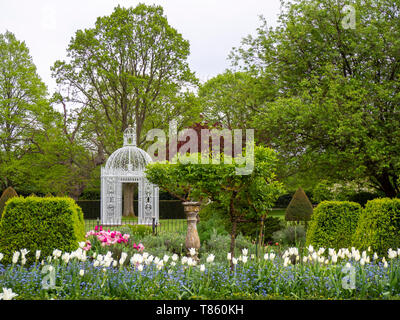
[353,198,400,255]
[285,187,313,222]
[0,196,85,264]
[0,187,18,218]
[306,201,361,249]
[122,224,153,239]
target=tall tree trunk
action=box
[376,172,397,198]
[123,183,136,217]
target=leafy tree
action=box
[231,0,400,197]
[52,4,198,152]
[146,146,284,269]
[198,70,275,130]
[0,31,54,191]
[52,4,200,205]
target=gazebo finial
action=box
[123,125,136,146]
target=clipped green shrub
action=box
[0,187,18,218]
[285,187,313,222]
[353,198,400,255]
[0,196,85,264]
[122,224,153,240]
[306,201,361,249]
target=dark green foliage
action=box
[285,187,313,222]
[272,225,306,246]
[237,216,285,243]
[262,217,286,242]
[0,196,85,264]
[353,198,400,255]
[76,200,101,219]
[79,189,101,200]
[76,200,184,220]
[159,201,185,219]
[197,203,230,242]
[347,191,384,207]
[306,201,361,249]
[121,224,153,240]
[0,187,18,218]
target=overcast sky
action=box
[0,0,282,95]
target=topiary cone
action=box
[285,187,313,222]
[0,187,18,218]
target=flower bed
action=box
[1,244,400,300]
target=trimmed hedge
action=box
[306,201,361,250]
[78,200,185,220]
[285,187,313,222]
[76,200,101,219]
[0,196,85,264]
[353,198,400,255]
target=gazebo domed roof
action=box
[104,126,152,172]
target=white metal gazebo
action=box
[100,126,159,225]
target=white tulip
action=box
[283,257,290,267]
[232,258,238,265]
[200,264,205,272]
[35,250,41,260]
[312,252,318,261]
[137,264,144,272]
[206,254,215,263]
[52,249,62,258]
[269,253,276,261]
[264,253,269,261]
[227,252,232,260]
[0,288,18,300]
[187,258,194,266]
[20,249,29,258]
[79,269,85,276]
[12,251,20,264]
[0,253,3,261]
[171,254,178,262]
[242,256,248,264]
[189,248,196,256]
[242,248,248,256]
[119,252,128,265]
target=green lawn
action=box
[269,208,286,219]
